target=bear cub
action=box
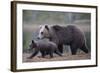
[28,39,62,59]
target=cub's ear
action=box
[32,40,34,43]
[53,25,62,31]
[45,25,49,31]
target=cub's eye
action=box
[41,32,43,34]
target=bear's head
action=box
[37,25,62,39]
[37,25,50,39]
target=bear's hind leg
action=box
[80,43,89,53]
[41,51,45,58]
[54,49,62,56]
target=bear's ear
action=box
[53,25,62,31]
[45,25,49,31]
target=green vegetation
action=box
[23,10,90,24]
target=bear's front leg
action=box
[27,51,38,59]
[49,51,53,58]
[70,44,77,55]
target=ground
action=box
[23,51,91,63]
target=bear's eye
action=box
[41,32,43,34]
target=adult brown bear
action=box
[37,25,89,55]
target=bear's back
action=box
[51,25,85,46]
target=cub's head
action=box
[29,40,37,49]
